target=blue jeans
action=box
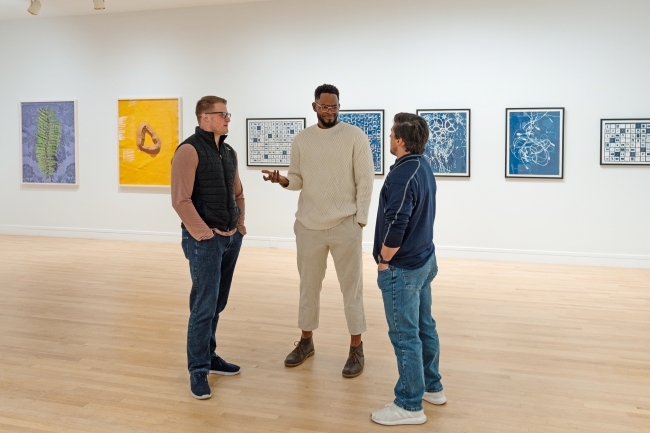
[377,252,442,412]
[181,229,243,373]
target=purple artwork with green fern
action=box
[21,101,77,184]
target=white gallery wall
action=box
[0,0,649,267]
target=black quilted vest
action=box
[178,127,240,231]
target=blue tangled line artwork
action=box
[508,110,562,176]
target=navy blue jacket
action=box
[373,154,436,270]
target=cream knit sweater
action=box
[285,122,375,230]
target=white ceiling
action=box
[0,0,274,21]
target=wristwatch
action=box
[378,253,391,265]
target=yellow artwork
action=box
[118,98,180,186]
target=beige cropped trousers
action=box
[293,215,367,335]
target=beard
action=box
[316,112,338,129]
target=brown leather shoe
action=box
[342,342,364,378]
[284,336,315,367]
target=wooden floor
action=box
[0,235,649,433]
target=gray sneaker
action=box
[342,342,364,378]
[423,390,447,405]
[284,336,315,367]
[371,403,427,425]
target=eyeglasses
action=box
[314,103,339,113]
[205,111,232,119]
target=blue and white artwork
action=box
[247,118,305,166]
[600,119,650,165]
[506,108,564,178]
[338,110,384,174]
[417,109,470,177]
[21,101,78,185]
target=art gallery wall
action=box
[0,0,648,267]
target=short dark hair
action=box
[314,84,339,101]
[393,113,429,154]
[195,95,227,122]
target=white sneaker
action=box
[371,403,427,426]
[423,390,447,405]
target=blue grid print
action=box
[248,119,304,166]
[338,111,383,174]
[602,121,648,164]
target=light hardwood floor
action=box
[0,235,648,433]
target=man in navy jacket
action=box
[371,113,446,426]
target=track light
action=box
[93,0,105,10]
[28,0,41,15]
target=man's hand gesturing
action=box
[262,170,289,187]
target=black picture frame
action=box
[338,109,385,175]
[246,117,306,167]
[416,109,471,177]
[505,107,565,179]
[600,118,650,166]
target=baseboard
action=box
[432,245,650,269]
[1,225,648,268]
[0,224,180,243]
[242,236,296,250]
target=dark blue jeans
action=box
[377,252,442,411]
[181,229,243,374]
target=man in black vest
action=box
[171,95,246,400]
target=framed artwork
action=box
[118,98,181,186]
[246,118,306,167]
[600,119,650,165]
[506,108,564,178]
[21,101,78,185]
[417,109,470,177]
[338,109,384,175]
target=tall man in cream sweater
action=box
[262,84,374,378]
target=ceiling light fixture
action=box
[28,0,41,15]
[93,0,105,10]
